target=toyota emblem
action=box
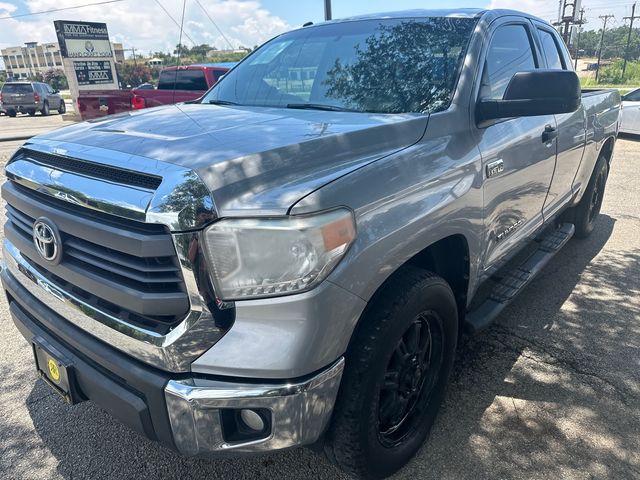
[33,219,61,263]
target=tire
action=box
[325,266,458,479]
[58,101,66,114]
[41,102,49,116]
[7,109,16,118]
[570,156,609,239]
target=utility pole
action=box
[595,15,614,83]
[622,3,638,80]
[574,8,586,70]
[324,0,332,21]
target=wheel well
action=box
[347,235,471,352]
[406,234,470,330]
[600,136,615,166]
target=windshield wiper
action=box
[286,103,356,112]
[208,99,240,106]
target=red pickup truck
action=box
[76,63,234,120]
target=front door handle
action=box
[542,124,558,143]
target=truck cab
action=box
[2,9,619,479]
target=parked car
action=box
[0,81,66,117]
[76,63,235,120]
[619,87,640,134]
[1,9,620,479]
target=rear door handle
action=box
[542,124,558,143]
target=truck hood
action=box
[37,103,428,215]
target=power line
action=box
[194,0,235,50]
[154,0,197,46]
[0,0,126,20]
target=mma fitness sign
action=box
[54,20,113,58]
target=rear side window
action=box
[538,29,565,69]
[158,70,208,90]
[2,84,34,94]
[480,24,537,100]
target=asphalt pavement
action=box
[0,134,638,480]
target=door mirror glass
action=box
[477,69,581,123]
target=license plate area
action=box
[32,337,83,404]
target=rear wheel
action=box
[41,102,49,116]
[325,267,458,479]
[569,156,609,238]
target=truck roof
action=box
[306,8,548,25]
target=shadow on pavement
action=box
[15,214,639,479]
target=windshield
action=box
[203,17,476,114]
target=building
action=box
[111,43,125,64]
[1,41,125,80]
[206,48,250,58]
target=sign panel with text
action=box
[54,20,113,58]
[73,61,114,85]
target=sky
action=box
[1,0,639,69]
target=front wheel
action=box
[58,101,66,114]
[325,267,458,479]
[41,102,49,116]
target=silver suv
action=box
[0,81,66,117]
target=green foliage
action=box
[596,59,640,84]
[576,26,640,59]
[116,63,153,88]
[43,69,68,90]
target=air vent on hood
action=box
[18,148,163,190]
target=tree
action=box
[116,63,153,88]
[43,69,68,90]
[324,18,474,113]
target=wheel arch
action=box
[599,135,615,167]
[347,233,471,350]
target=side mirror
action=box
[477,69,581,123]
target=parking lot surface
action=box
[0,136,638,480]
[0,109,76,156]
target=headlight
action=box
[201,209,356,300]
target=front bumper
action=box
[2,256,344,455]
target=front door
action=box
[474,20,558,271]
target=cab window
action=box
[480,24,537,100]
[538,29,565,69]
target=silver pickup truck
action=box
[1,9,620,480]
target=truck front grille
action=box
[3,181,189,335]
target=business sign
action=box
[54,20,113,58]
[73,60,114,85]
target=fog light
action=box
[240,409,265,431]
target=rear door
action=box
[474,18,558,271]
[534,22,587,219]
